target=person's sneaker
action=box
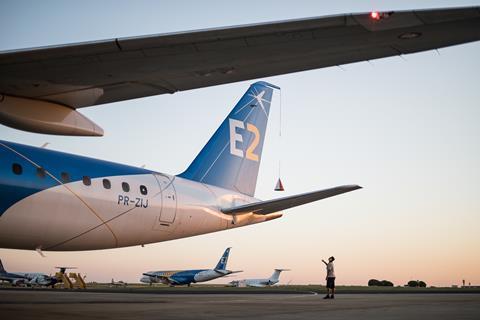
[330,295,335,299]
[323,295,330,299]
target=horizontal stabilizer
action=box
[217,270,243,275]
[221,185,361,215]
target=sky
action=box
[0,0,479,287]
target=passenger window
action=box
[61,172,70,183]
[103,179,111,189]
[122,182,130,192]
[83,176,91,186]
[36,167,46,179]
[140,185,148,195]
[12,163,22,175]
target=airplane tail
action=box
[270,269,289,282]
[214,247,232,270]
[178,81,278,196]
[0,259,5,273]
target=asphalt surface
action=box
[1,290,479,319]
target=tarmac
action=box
[1,289,479,320]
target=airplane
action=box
[110,278,127,287]
[229,269,289,287]
[0,258,57,287]
[0,7,478,252]
[0,80,361,251]
[140,247,240,286]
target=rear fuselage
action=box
[0,140,281,251]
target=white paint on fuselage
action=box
[193,269,222,282]
[0,173,282,251]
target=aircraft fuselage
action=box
[0,140,281,251]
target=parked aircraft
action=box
[140,247,240,286]
[110,278,127,287]
[0,81,361,251]
[229,269,289,287]
[0,7,478,252]
[0,259,57,287]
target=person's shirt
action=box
[326,262,335,278]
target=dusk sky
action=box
[1,0,479,287]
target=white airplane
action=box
[229,269,289,287]
[0,7,479,252]
[140,248,240,286]
[110,278,127,287]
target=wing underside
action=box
[1,7,479,108]
[143,273,177,285]
[1,7,479,135]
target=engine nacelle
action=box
[0,95,103,136]
[12,278,26,286]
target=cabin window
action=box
[36,167,46,178]
[82,176,91,186]
[122,182,130,192]
[12,163,22,175]
[140,185,148,195]
[61,172,70,183]
[103,179,111,189]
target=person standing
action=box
[322,256,335,299]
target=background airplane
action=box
[0,259,57,287]
[0,81,360,251]
[229,269,289,287]
[110,278,127,287]
[140,248,240,286]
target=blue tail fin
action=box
[215,247,231,270]
[179,81,278,196]
[0,259,5,273]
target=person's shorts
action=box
[326,277,335,289]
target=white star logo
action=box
[251,90,268,117]
[235,87,270,118]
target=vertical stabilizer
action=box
[270,269,288,282]
[179,81,278,196]
[215,247,232,270]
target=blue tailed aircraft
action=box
[0,259,58,287]
[0,82,361,251]
[140,247,240,286]
[1,7,478,252]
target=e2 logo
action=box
[229,118,260,162]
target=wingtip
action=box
[341,184,362,190]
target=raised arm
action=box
[322,259,328,266]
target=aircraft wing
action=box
[142,272,178,285]
[221,185,361,215]
[1,7,479,110]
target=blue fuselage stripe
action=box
[0,140,151,216]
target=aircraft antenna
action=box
[275,88,284,191]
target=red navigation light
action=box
[371,11,381,20]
